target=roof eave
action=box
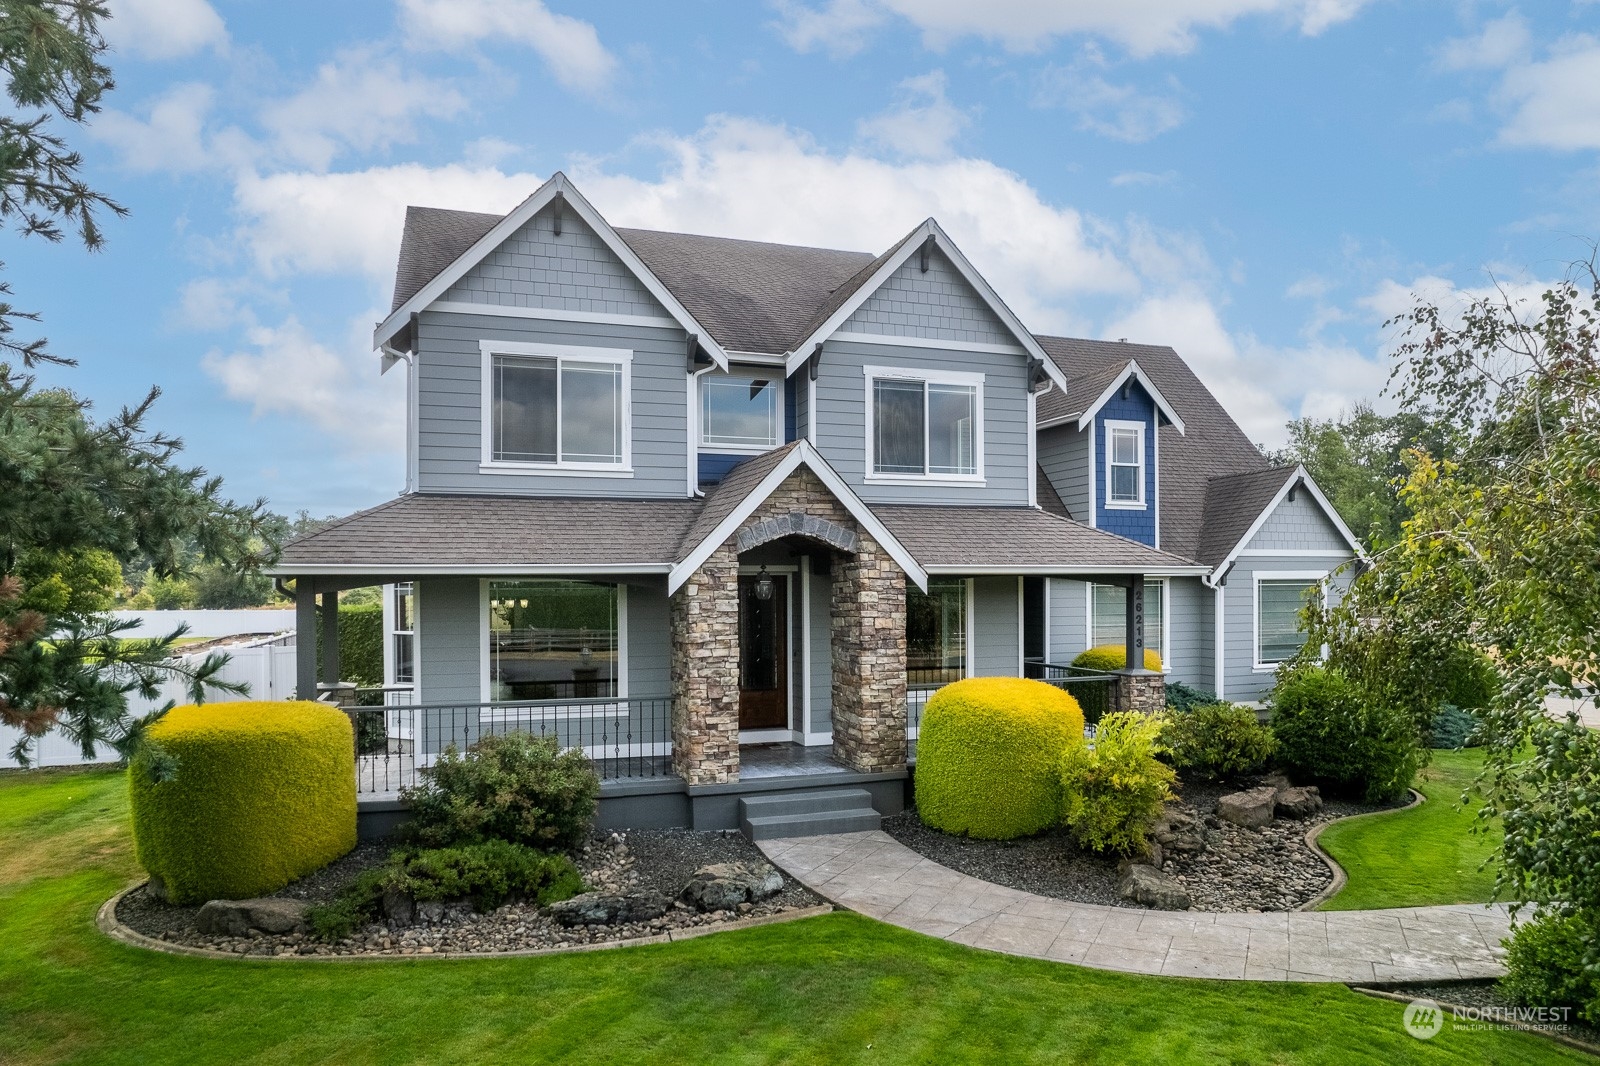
[1072,360,1186,435]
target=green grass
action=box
[1318,748,1502,911]
[0,768,1580,1065]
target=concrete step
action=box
[739,788,875,819]
[741,808,882,841]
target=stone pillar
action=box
[670,544,741,784]
[830,534,908,773]
[1110,669,1166,715]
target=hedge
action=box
[129,701,356,903]
[1072,644,1163,672]
[916,677,1084,839]
[314,602,383,687]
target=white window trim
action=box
[1104,419,1146,508]
[478,340,634,475]
[478,578,630,718]
[1085,579,1169,672]
[1252,570,1328,672]
[862,364,986,485]
[383,581,417,692]
[699,370,786,454]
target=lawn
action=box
[1317,749,1501,911]
[0,767,1578,1065]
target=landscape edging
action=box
[96,882,835,963]
[1299,787,1425,912]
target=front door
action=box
[738,574,788,730]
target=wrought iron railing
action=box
[1027,659,1117,724]
[347,695,673,794]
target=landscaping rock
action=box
[546,891,671,927]
[1274,786,1323,819]
[1217,786,1278,828]
[1150,806,1207,856]
[194,897,310,936]
[381,889,414,926]
[1117,864,1191,910]
[681,861,784,912]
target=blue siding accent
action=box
[697,452,748,487]
[1093,380,1158,546]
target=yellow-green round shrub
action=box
[1071,644,1163,672]
[916,677,1085,839]
[129,701,356,903]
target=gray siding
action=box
[1222,554,1354,703]
[1037,424,1090,520]
[1244,492,1353,554]
[812,338,1032,505]
[808,561,832,734]
[417,576,480,704]
[973,575,1021,676]
[443,202,668,319]
[842,246,1012,346]
[414,310,690,497]
[625,578,671,697]
[1165,576,1213,691]
[1046,577,1087,663]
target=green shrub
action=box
[1161,702,1276,780]
[916,677,1085,840]
[128,701,356,903]
[1059,712,1176,855]
[1164,680,1217,714]
[1071,644,1162,672]
[1429,704,1482,749]
[1268,665,1424,804]
[402,731,599,853]
[1439,647,1500,710]
[314,602,383,687]
[306,840,583,940]
[1500,909,1600,1027]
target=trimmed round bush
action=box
[129,701,356,903]
[916,677,1084,839]
[1071,644,1163,672]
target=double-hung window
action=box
[482,342,630,471]
[701,373,781,451]
[1105,421,1145,506]
[1256,577,1321,667]
[865,366,982,481]
[1089,580,1165,663]
[390,582,415,688]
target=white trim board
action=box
[427,301,679,331]
[1070,360,1187,435]
[1204,466,1367,587]
[861,364,986,485]
[831,330,1028,356]
[270,564,674,577]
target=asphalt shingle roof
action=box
[1196,467,1300,568]
[675,441,802,556]
[873,506,1202,571]
[391,206,500,313]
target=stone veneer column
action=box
[670,543,741,785]
[1109,669,1166,716]
[830,534,908,773]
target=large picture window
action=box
[907,577,969,685]
[1257,578,1319,666]
[1105,421,1145,505]
[701,374,781,450]
[1090,580,1164,658]
[488,580,619,700]
[483,343,629,469]
[866,367,981,480]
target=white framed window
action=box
[479,341,632,474]
[391,582,415,687]
[700,372,782,452]
[482,579,627,711]
[907,577,973,685]
[1105,420,1145,506]
[1254,573,1325,669]
[1088,580,1166,666]
[863,365,983,483]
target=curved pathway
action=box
[757,831,1510,983]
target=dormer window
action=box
[701,373,781,452]
[864,366,984,483]
[480,341,632,474]
[1105,420,1145,506]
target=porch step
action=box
[738,788,882,841]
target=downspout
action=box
[1205,562,1234,701]
[381,343,417,493]
[687,356,717,498]
[1028,379,1053,509]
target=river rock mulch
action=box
[882,775,1404,912]
[115,828,824,958]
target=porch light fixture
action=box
[754,566,775,602]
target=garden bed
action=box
[882,775,1406,912]
[115,828,824,958]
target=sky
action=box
[17,0,1600,517]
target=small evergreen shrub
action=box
[128,701,356,903]
[916,677,1085,839]
[1500,910,1600,1027]
[1164,680,1217,714]
[1429,704,1482,749]
[1059,711,1176,855]
[401,731,599,853]
[1161,702,1276,780]
[1268,665,1424,804]
[314,602,383,687]
[1071,645,1163,672]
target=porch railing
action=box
[348,695,672,794]
[1027,659,1117,724]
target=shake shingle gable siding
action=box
[839,245,1014,347]
[1197,468,1299,568]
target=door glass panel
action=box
[741,582,780,690]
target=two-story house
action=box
[275,173,1361,834]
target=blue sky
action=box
[19,0,1600,516]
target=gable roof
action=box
[391,206,500,313]
[1196,467,1301,568]
[1040,358,1186,434]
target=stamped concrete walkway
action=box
[758,831,1511,982]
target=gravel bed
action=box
[882,775,1403,913]
[116,829,824,958]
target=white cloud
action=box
[1496,35,1600,151]
[1034,61,1185,142]
[1110,170,1178,187]
[104,0,227,60]
[397,0,617,95]
[1437,12,1531,71]
[90,83,221,173]
[771,0,1374,58]
[856,70,972,158]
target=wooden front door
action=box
[738,575,788,730]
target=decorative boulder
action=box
[1117,864,1191,910]
[546,891,670,927]
[1217,786,1278,828]
[680,862,784,912]
[1150,807,1206,856]
[194,897,311,936]
[1275,785,1323,819]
